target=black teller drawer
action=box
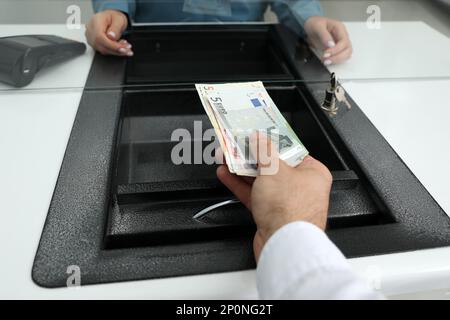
[125,26,294,84]
[105,87,391,249]
[32,24,450,288]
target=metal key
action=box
[321,89,338,115]
[335,86,352,110]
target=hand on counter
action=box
[85,9,134,57]
[304,16,352,66]
[216,133,332,261]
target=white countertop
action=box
[330,21,450,80]
[1,22,450,299]
[340,80,450,216]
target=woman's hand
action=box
[304,16,352,66]
[85,10,133,56]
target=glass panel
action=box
[0,0,449,91]
[2,1,449,266]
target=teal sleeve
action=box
[92,0,136,21]
[272,0,324,37]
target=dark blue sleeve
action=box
[92,0,136,21]
[271,0,324,37]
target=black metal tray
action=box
[125,26,294,83]
[106,86,388,249]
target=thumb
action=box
[106,12,127,40]
[249,131,279,176]
[296,155,333,183]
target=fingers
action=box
[241,176,256,185]
[96,42,127,56]
[95,35,133,56]
[106,11,133,56]
[97,32,133,55]
[91,14,118,51]
[119,39,134,56]
[302,17,351,66]
[214,147,254,184]
[214,146,225,165]
[330,21,349,42]
[106,12,127,41]
[295,155,316,169]
[249,131,279,176]
[96,43,121,56]
[87,11,133,56]
[323,21,352,65]
[295,156,333,183]
[326,47,352,65]
[323,38,346,60]
[216,165,252,210]
[312,23,336,50]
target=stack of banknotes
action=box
[195,81,309,176]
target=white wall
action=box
[0,0,94,24]
[321,0,450,36]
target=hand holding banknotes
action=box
[216,133,332,261]
[196,81,309,176]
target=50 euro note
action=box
[195,81,309,176]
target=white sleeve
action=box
[256,221,384,300]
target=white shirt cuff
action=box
[256,221,381,299]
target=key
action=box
[335,86,352,110]
[330,72,337,92]
[321,89,338,115]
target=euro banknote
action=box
[195,81,308,176]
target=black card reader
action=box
[0,35,86,87]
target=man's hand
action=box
[304,16,352,66]
[216,134,332,261]
[85,10,133,56]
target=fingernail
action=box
[126,44,132,49]
[323,52,331,59]
[107,31,116,39]
[119,47,127,53]
[127,51,134,56]
[327,40,336,48]
[324,59,332,66]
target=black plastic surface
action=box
[0,35,86,87]
[32,24,450,288]
[125,27,293,83]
